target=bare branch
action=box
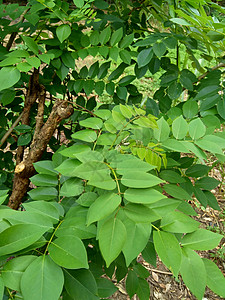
[0,112,23,148]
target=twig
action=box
[6,8,30,51]
[198,62,225,81]
[149,268,173,276]
[0,112,23,148]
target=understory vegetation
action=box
[0,0,225,299]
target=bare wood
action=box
[149,268,173,276]
[0,112,23,148]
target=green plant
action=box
[0,0,225,299]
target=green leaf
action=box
[124,188,166,204]
[100,26,111,44]
[162,139,190,153]
[136,278,150,300]
[153,230,181,277]
[28,187,58,200]
[195,176,220,190]
[181,228,222,250]
[161,211,199,233]
[217,98,225,119]
[163,184,191,200]
[73,0,84,8]
[22,36,39,55]
[121,172,163,188]
[170,18,191,26]
[60,178,84,197]
[180,248,206,300]
[1,89,16,105]
[142,241,156,267]
[88,173,116,190]
[87,193,121,226]
[26,56,41,69]
[90,31,100,46]
[172,116,188,139]
[21,256,64,300]
[137,48,153,68]
[33,160,58,175]
[153,42,166,58]
[0,277,3,300]
[183,100,198,119]
[30,174,58,187]
[195,138,223,155]
[185,164,210,177]
[159,170,185,183]
[119,50,131,64]
[95,81,105,95]
[202,258,225,298]
[2,255,36,291]
[96,278,117,298]
[194,85,220,101]
[124,203,160,223]
[122,218,151,266]
[59,144,90,158]
[207,30,224,41]
[63,161,108,180]
[4,211,53,230]
[204,190,220,210]
[168,81,182,100]
[189,118,206,140]
[126,270,139,298]
[0,224,47,256]
[72,129,97,142]
[119,33,134,48]
[17,133,32,146]
[153,117,170,142]
[194,186,208,207]
[0,67,21,91]
[110,27,123,46]
[23,201,60,224]
[116,158,155,175]
[80,117,103,129]
[49,235,88,269]
[99,217,126,267]
[56,24,71,43]
[56,216,96,239]
[64,269,98,300]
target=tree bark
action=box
[8,76,74,210]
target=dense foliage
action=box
[0,0,225,299]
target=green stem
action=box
[44,220,63,255]
[92,129,102,151]
[152,224,160,231]
[105,163,121,195]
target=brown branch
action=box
[198,62,225,81]
[0,112,23,148]
[8,99,74,210]
[16,69,40,165]
[33,85,46,142]
[6,8,30,51]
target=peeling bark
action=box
[8,75,74,210]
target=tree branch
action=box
[198,62,225,81]
[0,112,23,148]
[6,8,30,51]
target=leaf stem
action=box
[152,224,160,231]
[44,220,63,255]
[105,163,121,195]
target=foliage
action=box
[0,0,225,299]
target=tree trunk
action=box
[8,73,74,210]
